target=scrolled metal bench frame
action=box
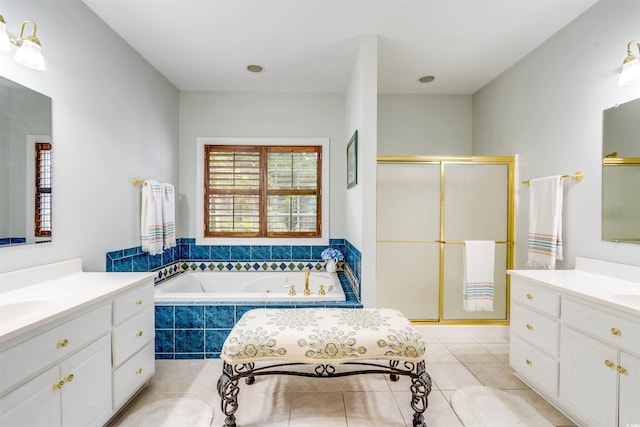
[217,359,432,427]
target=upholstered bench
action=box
[217,308,432,427]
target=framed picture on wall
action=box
[347,130,358,189]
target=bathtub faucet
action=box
[304,268,311,295]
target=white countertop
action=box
[0,265,154,345]
[508,267,640,317]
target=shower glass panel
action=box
[377,163,440,241]
[377,163,440,319]
[443,164,508,241]
[442,243,508,320]
[377,242,440,319]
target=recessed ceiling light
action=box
[418,75,435,83]
[247,64,264,73]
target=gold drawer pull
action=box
[610,328,621,336]
[53,381,64,389]
[525,293,533,300]
[525,359,532,366]
[526,324,533,330]
[604,360,615,368]
[64,374,74,382]
[136,368,143,375]
[57,339,69,348]
[136,299,143,305]
[136,330,143,337]
[617,366,628,374]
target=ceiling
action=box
[82,0,600,95]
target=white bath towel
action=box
[527,176,563,269]
[463,241,495,312]
[141,179,164,255]
[162,182,176,250]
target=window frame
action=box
[34,142,52,237]
[196,137,330,246]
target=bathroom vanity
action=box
[508,257,640,427]
[0,259,155,427]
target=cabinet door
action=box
[560,326,618,427]
[619,352,640,427]
[0,366,61,427]
[60,336,111,427]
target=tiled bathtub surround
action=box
[106,238,361,295]
[155,274,362,359]
[0,237,26,246]
[106,238,363,359]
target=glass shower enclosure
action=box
[376,156,515,323]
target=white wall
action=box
[378,94,473,155]
[178,92,346,239]
[0,0,179,273]
[473,0,640,268]
[345,35,378,307]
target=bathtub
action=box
[155,271,346,303]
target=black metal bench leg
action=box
[217,362,239,427]
[410,361,432,427]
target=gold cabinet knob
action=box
[617,366,628,374]
[57,339,69,348]
[136,368,143,375]
[610,328,621,336]
[136,299,143,305]
[136,330,143,337]
[53,381,64,389]
[526,293,533,300]
[604,360,615,368]
[526,324,533,330]
[525,359,532,366]
[64,374,74,382]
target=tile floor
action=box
[107,336,576,427]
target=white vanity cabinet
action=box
[508,258,640,427]
[560,298,640,427]
[0,261,155,427]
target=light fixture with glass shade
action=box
[619,40,640,86]
[0,14,46,71]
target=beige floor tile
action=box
[427,363,482,391]
[464,362,528,389]
[473,336,510,344]
[344,391,406,427]
[233,390,292,427]
[395,389,463,427]
[288,375,342,392]
[509,389,577,427]
[437,337,477,344]
[340,373,391,391]
[425,343,460,363]
[289,392,347,426]
[478,342,510,363]
[444,343,501,363]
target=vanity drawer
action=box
[510,334,559,397]
[113,281,154,325]
[0,304,110,395]
[113,342,155,410]
[562,297,640,355]
[511,303,560,357]
[511,278,560,318]
[112,307,154,366]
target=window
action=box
[204,145,322,238]
[35,142,52,237]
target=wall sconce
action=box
[0,14,46,71]
[619,40,640,86]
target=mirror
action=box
[0,76,52,247]
[602,97,640,244]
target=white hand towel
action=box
[141,179,164,255]
[463,240,495,312]
[527,176,563,269]
[162,183,176,250]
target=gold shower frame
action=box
[376,155,516,325]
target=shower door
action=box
[376,156,514,323]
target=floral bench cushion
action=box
[221,308,426,365]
